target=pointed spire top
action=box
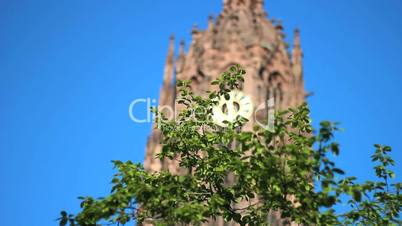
[168,34,175,48]
[164,35,175,85]
[293,28,301,47]
[292,28,303,78]
[175,39,186,74]
[166,34,175,62]
[191,24,200,43]
[275,19,283,31]
[168,34,175,50]
[208,15,214,31]
[274,20,285,39]
[192,24,198,34]
[179,39,185,56]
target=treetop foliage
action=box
[59,65,401,226]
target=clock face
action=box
[212,90,253,127]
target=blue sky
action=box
[0,0,401,225]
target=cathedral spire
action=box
[292,29,303,79]
[293,28,301,48]
[292,29,302,63]
[163,34,175,85]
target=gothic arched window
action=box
[267,71,284,109]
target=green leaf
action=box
[333,168,345,175]
[352,190,362,202]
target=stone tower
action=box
[145,0,305,172]
[144,0,305,224]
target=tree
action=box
[59,65,401,226]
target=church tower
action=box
[144,0,305,223]
[145,0,305,172]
